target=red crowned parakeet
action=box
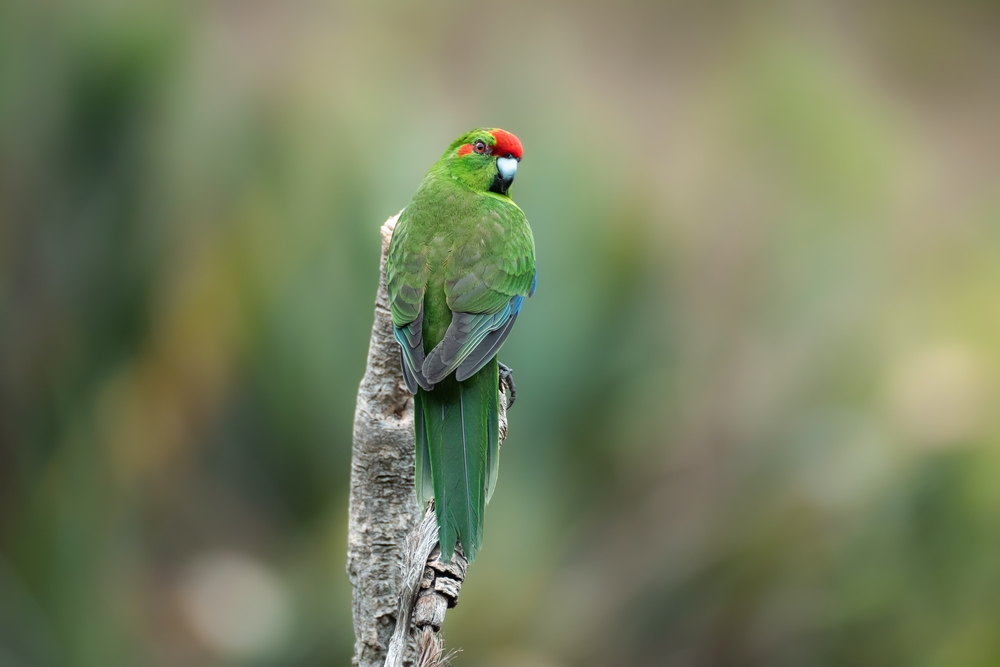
[386,128,536,562]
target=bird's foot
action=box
[498,362,517,409]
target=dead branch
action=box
[348,215,509,667]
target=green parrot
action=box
[386,128,535,563]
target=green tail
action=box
[414,358,500,562]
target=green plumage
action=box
[386,128,534,562]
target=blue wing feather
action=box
[422,301,512,384]
[422,269,535,385]
[394,315,432,392]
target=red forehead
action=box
[490,129,522,159]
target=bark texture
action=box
[347,215,422,667]
[348,215,508,667]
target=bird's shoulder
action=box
[391,176,535,315]
[443,195,535,312]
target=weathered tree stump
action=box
[347,215,508,667]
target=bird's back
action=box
[384,128,534,562]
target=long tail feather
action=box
[486,382,500,503]
[419,358,499,562]
[414,392,433,506]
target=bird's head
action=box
[441,128,523,196]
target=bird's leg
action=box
[498,361,517,409]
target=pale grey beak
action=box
[493,156,518,195]
[496,156,517,182]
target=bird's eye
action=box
[473,140,487,154]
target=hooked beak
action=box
[492,156,518,195]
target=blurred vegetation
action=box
[1,0,1000,666]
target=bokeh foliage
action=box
[1,1,999,665]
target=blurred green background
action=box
[2,0,1000,665]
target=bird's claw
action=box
[498,362,517,409]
